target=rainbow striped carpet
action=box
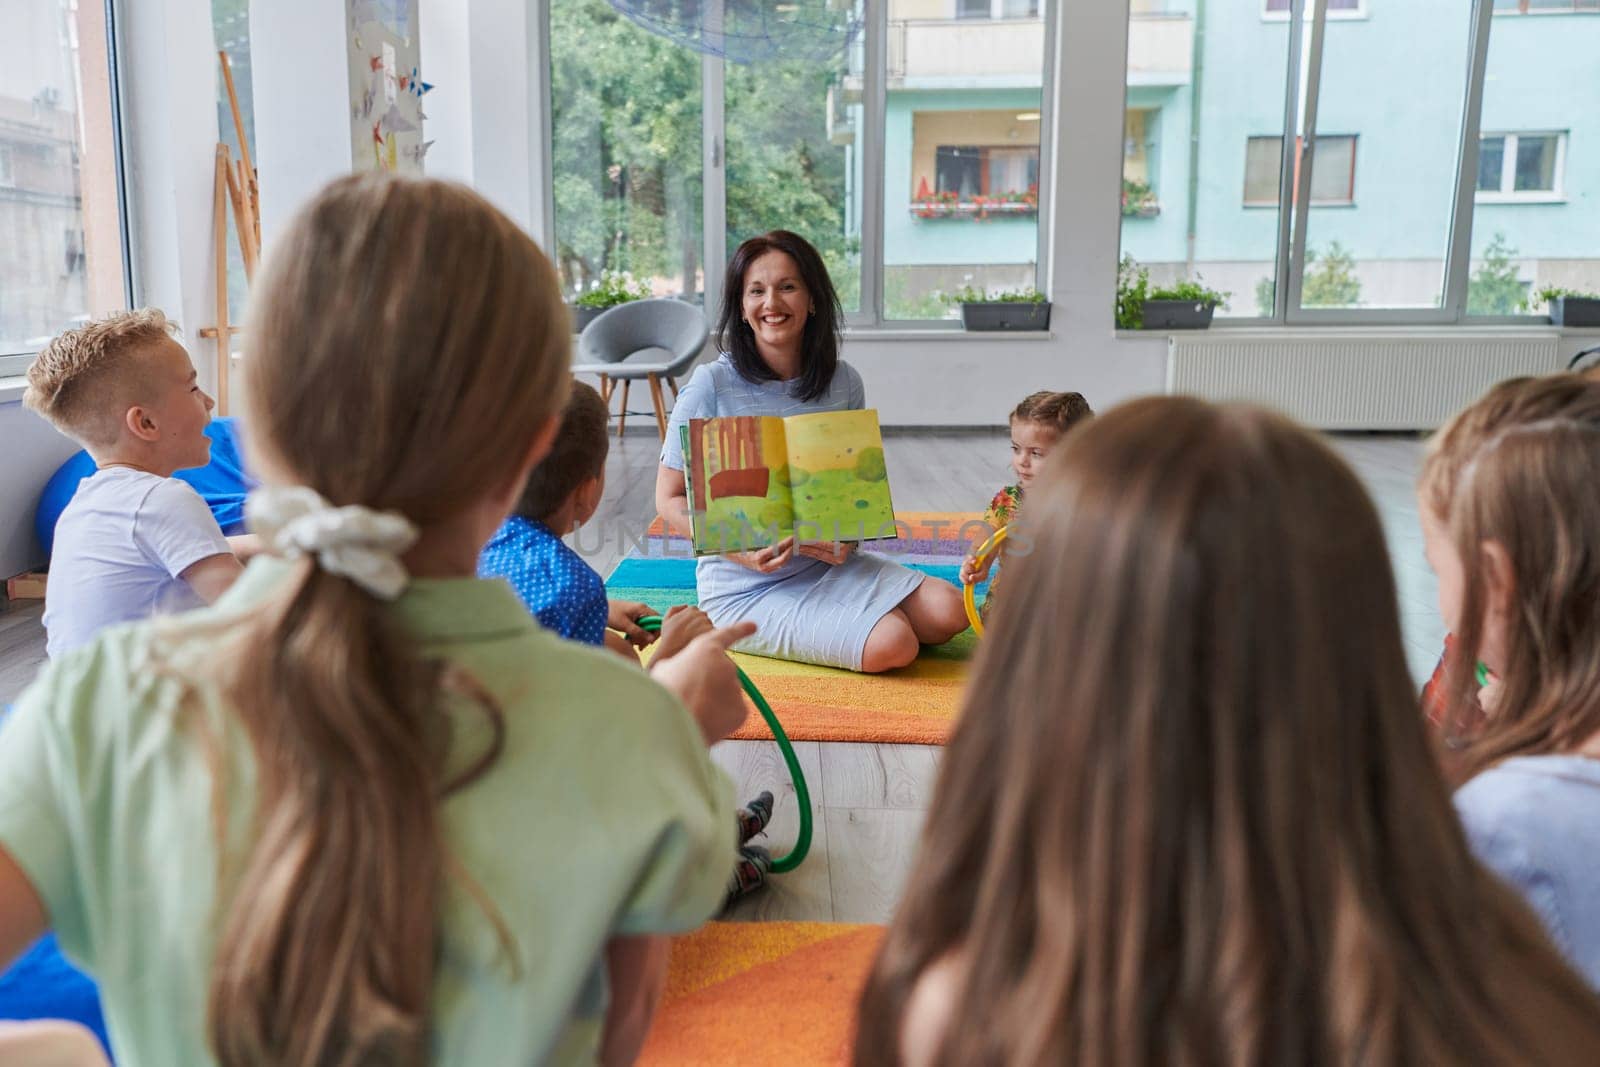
[639,922,883,1066]
[605,514,986,745]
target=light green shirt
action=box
[0,559,735,1065]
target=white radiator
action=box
[1166,331,1562,431]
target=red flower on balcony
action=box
[910,182,1038,221]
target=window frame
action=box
[542,0,1056,331]
[1217,0,1514,326]
[1263,0,1365,23]
[955,0,1041,19]
[1283,0,1484,324]
[1243,133,1357,208]
[0,0,134,380]
[1474,131,1567,203]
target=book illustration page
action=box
[690,416,796,553]
[781,409,897,543]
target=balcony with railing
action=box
[885,12,1192,89]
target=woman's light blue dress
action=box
[661,354,926,670]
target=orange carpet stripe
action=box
[640,923,883,1067]
[728,700,954,745]
[659,921,861,1001]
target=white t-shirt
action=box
[43,467,232,658]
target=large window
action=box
[0,0,127,376]
[1119,0,1298,320]
[1122,0,1598,324]
[550,0,704,306]
[725,5,863,312]
[1468,6,1600,316]
[885,1,1048,320]
[547,0,1053,328]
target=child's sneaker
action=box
[736,790,775,845]
[723,844,772,911]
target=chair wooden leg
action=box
[648,374,668,441]
[598,373,611,404]
[666,375,679,398]
[618,379,630,437]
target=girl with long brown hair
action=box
[1421,373,1600,987]
[857,396,1600,1066]
[0,174,752,1065]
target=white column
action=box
[249,0,352,245]
[118,0,223,389]
[420,0,475,185]
[462,0,548,244]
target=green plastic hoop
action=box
[637,615,811,874]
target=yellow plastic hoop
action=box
[962,524,1009,636]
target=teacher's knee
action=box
[907,580,968,644]
[862,611,919,673]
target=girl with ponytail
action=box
[858,397,1600,1067]
[0,174,749,1065]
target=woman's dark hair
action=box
[716,230,843,402]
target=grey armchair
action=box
[569,298,710,439]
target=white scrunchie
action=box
[246,486,419,600]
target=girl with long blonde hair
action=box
[1421,373,1600,987]
[857,396,1600,1066]
[0,174,750,1065]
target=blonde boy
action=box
[23,310,243,658]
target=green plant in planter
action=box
[1115,256,1228,328]
[1149,279,1229,306]
[574,270,652,310]
[943,285,1047,306]
[1115,255,1150,329]
[1524,285,1600,315]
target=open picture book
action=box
[680,409,898,556]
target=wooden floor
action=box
[0,429,1446,925]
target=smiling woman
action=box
[655,231,969,673]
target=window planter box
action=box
[571,304,606,332]
[910,200,1038,220]
[1140,300,1216,330]
[1549,297,1600,328]
[960,301,1052,332]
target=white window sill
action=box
[842,327,1054,341]
[1116,323,1587,340]
[1475,193,1566,205]
[0,376,27,404]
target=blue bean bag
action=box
[35,416,257,558]
[0,710,111,1059]
[0,935,110,1057]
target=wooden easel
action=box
[198,51,259,416]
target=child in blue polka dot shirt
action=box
[480,381,776,905]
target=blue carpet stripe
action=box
[605,558,987,597]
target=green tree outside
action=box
[551,0,857,306]
[1466,232,1527,316]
